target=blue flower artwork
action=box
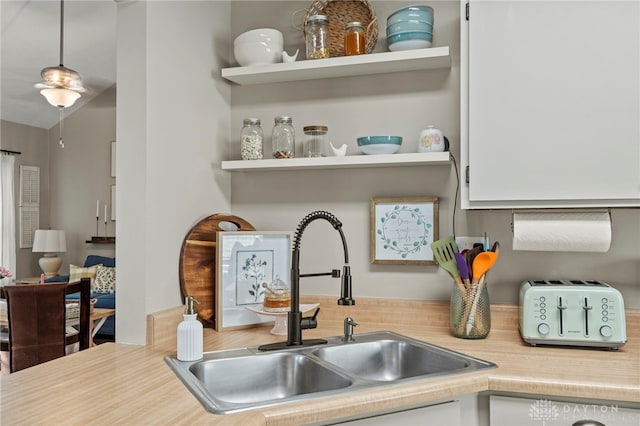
[235,250,274,305]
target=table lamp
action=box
[32,230,67,278]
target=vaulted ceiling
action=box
[1,1,117,130]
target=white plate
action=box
[245,303,320,335]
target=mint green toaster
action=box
[519,280,627,349]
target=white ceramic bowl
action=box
[234,28,283,46]
[234,41,283,66]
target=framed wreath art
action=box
[370,197,439,265]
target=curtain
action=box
[0,154,16,276]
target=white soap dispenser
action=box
[177,296,203,361]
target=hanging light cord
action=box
[59,108,65,148]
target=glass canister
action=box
[450,282,491,339]
[306,15,330,59]
[303,125,328,157]
[262,275,291,313]
[272,116,295,159]
[344,22,366,56]
[240,118,263,160]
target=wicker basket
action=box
[304,0,378,57]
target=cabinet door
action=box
[337,400,461,425]
[463,1,640,208]
[490,395,640,426]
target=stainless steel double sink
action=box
[164,331,496,414]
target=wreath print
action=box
[376,205,432,258]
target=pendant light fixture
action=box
[34,0,85,147]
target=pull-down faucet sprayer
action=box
[259,211,355,351]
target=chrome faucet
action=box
[343,317,358,342]
[259,210,355,351]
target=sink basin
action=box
[311,339,469,381]
[189,352,352,405]
[165,331,496,414]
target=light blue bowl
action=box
[386,20,433,36]
[387,31,433,46]
[357,136,402,155]
[387,5,434,26]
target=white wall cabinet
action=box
[490,395,640,426]
[461,0,640,209]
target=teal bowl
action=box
[386,20,433,36]
[387,31,433,45]
[387,5,434,26]
[357,136,402,155]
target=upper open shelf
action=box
[221,46,451,85]
[221,152,451,171]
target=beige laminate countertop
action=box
[1,297,638,425]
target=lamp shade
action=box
[40,88,81,108]
[32,230,67,253]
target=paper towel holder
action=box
[510,208,612,233]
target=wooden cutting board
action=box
[178,214,255,327]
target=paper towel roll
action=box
[512,211,611,252]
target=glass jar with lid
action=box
[303,125,328,157]
[240,118,263,160]
[305,15,330,59]
[262,275,291,313]
[344,22,366,56]
[272,116,295,159]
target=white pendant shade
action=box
[40,88,81,108]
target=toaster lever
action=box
[557,297,567,336]
[583,297,592,336]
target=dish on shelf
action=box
[234,28,283,66]
[357,136,402,155]
[246,303,320,335]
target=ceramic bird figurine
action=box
[282,49,299,63]
[329,142,348,156]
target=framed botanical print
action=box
[215,231,292,331]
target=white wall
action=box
[49,86,117,270]
[116,1,232,344]
[115,0,638,344]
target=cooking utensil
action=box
[431,237,466,296]
[454,252,470,290]
[464,245,483,281]
[466,251,499,334]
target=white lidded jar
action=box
[177,296,203,361]
[419,126,445,152]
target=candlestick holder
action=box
[96,216,99,236]
[104,221,108,237]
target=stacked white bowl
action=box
[234,28,283,67]
[386,5,433,51]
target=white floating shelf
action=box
[221,152,451,171]
[221,46,451,85]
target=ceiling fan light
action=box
[40,88,81,108]
[40,66,84,89]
